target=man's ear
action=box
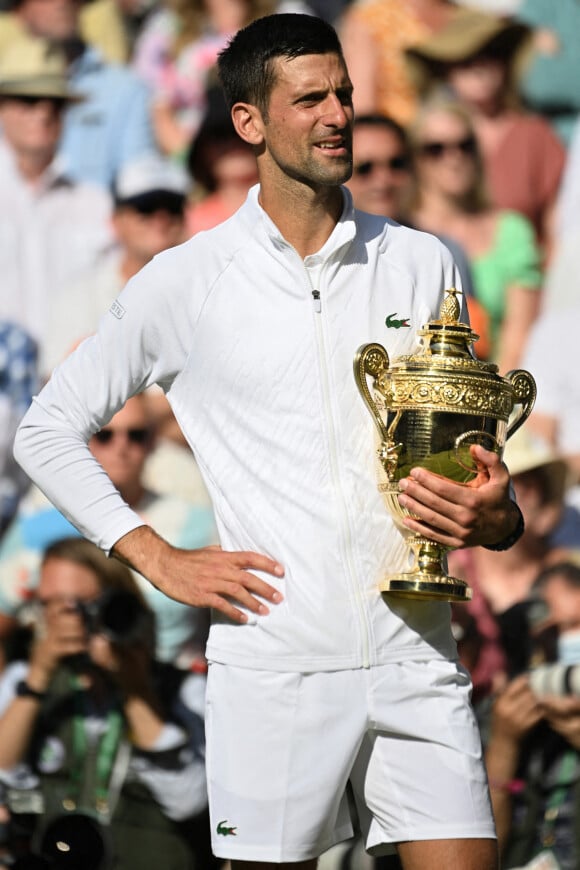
[231,102,265,146]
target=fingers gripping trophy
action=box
[354,288,536,603]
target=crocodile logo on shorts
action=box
[385,313,411,329]
[217,820,237,836]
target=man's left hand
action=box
[397,444,519,549]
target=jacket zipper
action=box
[308,268,371,668]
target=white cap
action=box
[114,153,190,201]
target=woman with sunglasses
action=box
[405,8,565,256]
[407,99,542,374]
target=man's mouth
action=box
[316,138,350,154]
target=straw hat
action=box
[0,36,83,102]
[503,427,569,502]
[405,9,530,93]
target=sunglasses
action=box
[92,427,151,446]
[353,155,409,176]
[9,95,67,111]
[418,136,477,159]
[117,193,186,217]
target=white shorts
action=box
[205,659,496,863]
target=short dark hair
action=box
[217,13,344,114]
[353,113,410,152]
[534,561,580,593]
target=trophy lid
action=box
[417,287,482,359]
[381,287,496,376]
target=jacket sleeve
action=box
[13,247,195,554]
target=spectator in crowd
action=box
[555,118,580,245]
[3,0,158,188]
[485,561,580,869]
[345,113,413,220]
[52,150,209,507]
[405,8,566,254]
[449,428,580,684]
[43,152,190,377]
[186,85,258,234]
[515,0,580,147]
[80,0,159,65]
[0,394,218,668]
[345,111,491,358]
[340,0,458,125]
[132,0,311,159]
[522,305,580,508]
[0,536,208,870]
[407,98,542,372]
[0,36,113,381]
[0,324,38,537]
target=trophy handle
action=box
[454,431,500,473]
[504,369,537,441]
[353,343,390,442]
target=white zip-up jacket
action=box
[15,186,466,672]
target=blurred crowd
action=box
[0,0,580,867]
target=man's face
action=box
[37,555,101,655]
[346,124,411,217]
[0,96,63,162]
[258,52,354,190]
[448,55,507,111]
[540,576,580,635]
[113,203,186,264]
[89,397,152,495]
[18,0,80,41]
[39,557,101,609]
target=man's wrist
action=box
[483,503,524,552]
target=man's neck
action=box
[258,176,344,259]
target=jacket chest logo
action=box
[385,313,411,329]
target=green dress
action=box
[471,210,542,361]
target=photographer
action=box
[485,562,580,870]
[0,537,208,870]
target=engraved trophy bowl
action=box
[354,288,536,603]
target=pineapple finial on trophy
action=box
[438,287,461,325]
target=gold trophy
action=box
[354,288,536,602]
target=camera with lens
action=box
[9,812,113,870]
[528,662,580,697]
[517,594,580,697]
[0,778,112,870]
[76,588,151,646]
[35,811,113,870]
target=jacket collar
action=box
[241,183,357,261]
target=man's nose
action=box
[322,93,351,126]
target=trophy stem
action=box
[379,537,472,602]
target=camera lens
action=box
[39,813,110,870]
[98,589,145,642]
[529,663,580,696]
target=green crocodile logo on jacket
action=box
[385,313,411,329]
[217,820,237,836]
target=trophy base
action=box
[380,574,472,602]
